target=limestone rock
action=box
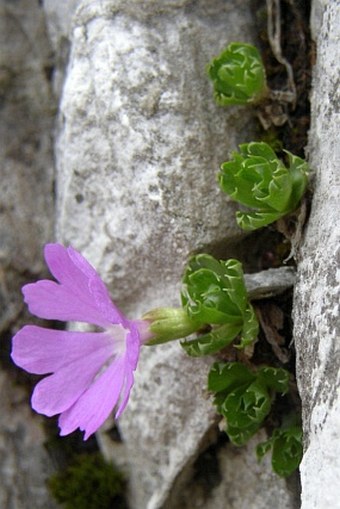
[55,0,258,317]
[0,1,57,506]
[43,0,79,95]
[0,0,55,334]
[293,2,340,508]
[0,371,58,509]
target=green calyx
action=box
[143,307,200,345]
[208,42,267,106]
[219,141,309,231]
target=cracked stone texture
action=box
[52,1,298,508]
[293,2,340,509]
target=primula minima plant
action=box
[11,244,153,439]
[219,141,309,231]
[10,248,258,439]
[207,42,267,106]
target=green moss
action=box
[48,453,127,509]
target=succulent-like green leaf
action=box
[180,323,242,357]
[271,426,303,477]
[256,424,303,477]
[256,437,273,459]
[221,380,271,430]
[236,209,283,231]
[227,422,261,446]
[208,362,255,393]
[237,304,259,349]
[219,142,309,231]
[258,366,290,394]
[207,42,267,106]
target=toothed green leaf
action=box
[221,380,271,429]
[227,422,261,446]
[271,426,303,477]
[237,304,259,349]
[257,423,303,477]
[180,322,242,357]
[208,362,255,393]
[258,366,290,394]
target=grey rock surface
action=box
[0,1,57,506]
[175,430,299,509]
[115,343,216,509]
[245,266,296,300]
[0,370,58,509]
[293,2,340,508]
[55,0,257,317]
[0,0,55,333]
[43,0,79,95]
[53,1,298,508]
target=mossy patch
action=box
[48,452,128,509]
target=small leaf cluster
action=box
[48,453,127,509]
[257,422,303,477]
[207,42,267,106]
[181,254,258,356]
[208,362,290,446]
[219,141,309,230]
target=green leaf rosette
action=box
[181,255,259,355]
[219,142,309,231]
[208,42,267,106]
[208,362,290,446]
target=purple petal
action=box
[11,325,115,375]
[47,244,126,324]
[44,243,97,288]
[115,368,134,418]
[23,281,112,328]
[23,243,126,326]
[58,356,127,439]
[125,321,142,370]
[31,344,115,416]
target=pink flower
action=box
[11,243,151,439]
